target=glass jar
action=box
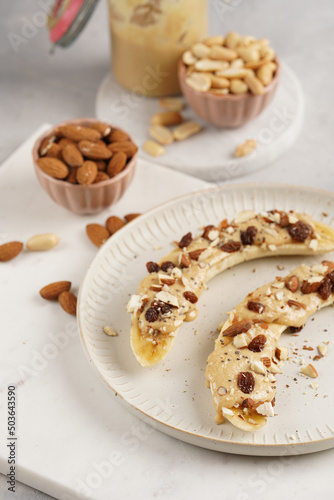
[108,0,208,97]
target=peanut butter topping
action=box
[205,261,334,426]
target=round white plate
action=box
[78,183,334,456]
[95,63,304,182]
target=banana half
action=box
[206,261,334,431]
[127,210,334,367]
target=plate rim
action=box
[78,182,334,455]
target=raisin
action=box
[318,276,332,300]
[248,334,267,352]
[183,291,198,303]
[240,226,258,246]
[290,325,304,333]
[178,232,192,248]
[146,261,160,273]
[145,307,159,322]
[247,300,265,314]
[285,275,299,292]
[151,300,172,315]
[327,269,334,284]
[288,221,312,242]
[237,372,255,394]
[220,241,242,253]
[160,261,175,272]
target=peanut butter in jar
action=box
[108,0,208,97]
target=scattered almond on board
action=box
[86,213,142,248]
[37,122,138,185]
[39,280,77,316]
[182,32,277,96]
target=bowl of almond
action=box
[178,32,280,128]
[32,118,138,214]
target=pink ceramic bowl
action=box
[32,118,137,215]
[178,59,280,128]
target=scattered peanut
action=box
[26,233,60,251]
[234,139,257,157]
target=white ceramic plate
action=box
[95,62,304,182]
[78,184,334,456]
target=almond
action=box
[45,143,62,159]
[93,171,110,183]
[86,224,110,247]
[95,160,107,171]
[58,125,101,142]
[300,364,318,378]
[107,129,130,142]
[107,152,127,177]
[285,275,299,292]
[26,233,60,251]
[107,141,138,158]
[89,122,111,138]
[58,138,75,149]
[39,134,57,156]
[66,169,78,184]
[222,319,253,337]
[106,216,125,234]
[61,143,84,168]
[0,241,23,262]
[37,157,69,179]
[58,291,77,316]
[124,213,141,222]
[40,281,71,300]
[78,140,112,160]
[76,161,98,185]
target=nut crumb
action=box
[277,265,285,270]
[103,326,118,337]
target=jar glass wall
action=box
[108,0,208,97]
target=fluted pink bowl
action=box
[178,58,280,128]
[32,118,137,215]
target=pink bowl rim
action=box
[178,57,281,101]
[32,118,138,190]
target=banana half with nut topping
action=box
[206,260,334,431]
[127,210,334,367]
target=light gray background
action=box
[1,0,334,498]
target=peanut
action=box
[26,233,60,251]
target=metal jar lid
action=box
[48,0,100,47]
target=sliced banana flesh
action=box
[206,262,334,431]
[128,211,334,367]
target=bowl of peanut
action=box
[32,118,138,215]
[178,32,280,128]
